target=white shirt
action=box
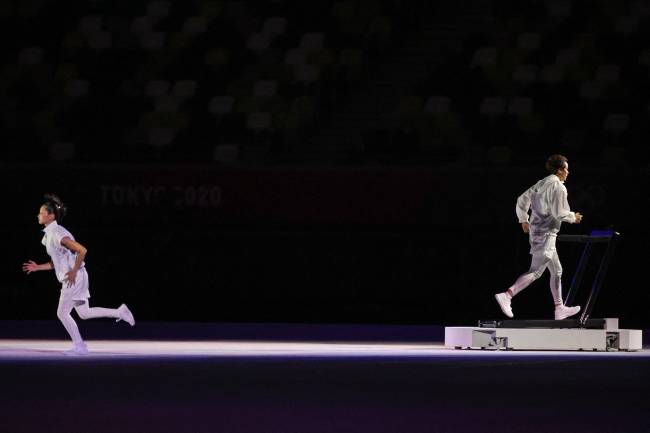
[515,174,576,235]
[42,221,85,283]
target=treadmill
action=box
[445,229,643,351]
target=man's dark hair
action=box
[545,154,568,175]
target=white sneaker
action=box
[116,304,135,326]
[555,304,581,320]
[63,342,89,356]
[495,293,513,318]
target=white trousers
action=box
[508,236,564,305]
[56,295,119,345]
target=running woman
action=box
[22,194,135,355]
[495,155,584,320]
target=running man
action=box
[495,155,583,320]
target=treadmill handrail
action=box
[558,234,616,243]
[579,231,620,324]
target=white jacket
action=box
[516,174,576,235]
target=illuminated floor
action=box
[1,328,649,433]
[1,339,649,359]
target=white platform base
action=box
[445,324,642,351]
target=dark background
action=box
[1,0,648,329]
